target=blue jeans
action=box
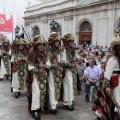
[85,80,100,95]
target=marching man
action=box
[11,38,27,98]
[62,33,79,110]
[47,32,63,115]
[27,35,50,120]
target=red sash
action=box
[12,64,17,72]
[110,74,119,88]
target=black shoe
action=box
[0,78,2,81]
[32,111,41,120]
[15,92,19,98]
[85,95,89,102]
[65,104,74,111]
[50,109,58,115]
[95,117,101,120]
[18,92,21,95]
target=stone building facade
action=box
[24,0,120,46]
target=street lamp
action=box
[15,26,20,39]
[50,19,58,33]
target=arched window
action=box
[80,21,92,32]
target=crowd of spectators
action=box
[75,42,112,102]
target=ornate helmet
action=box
[3,38,10,43]
[48,32,61,44]
[17,38,25,45]
[110,28,120,49]
[62,33,74,43]
[32,34,46,47]
[25,39,30,44]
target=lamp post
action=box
[15,26,20,39]
[49,19,58,33]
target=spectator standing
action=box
[76,57,86,92]
[96,55,102,66]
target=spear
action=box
[21,25,29,40]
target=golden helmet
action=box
[3,38,10,43]
[17,38,25,45]
[25,39,30,44]
[32,35,46,46]
[48,32,61,44]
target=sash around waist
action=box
[113,71,120,74]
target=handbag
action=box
[110,74,119,88]
[12,64,17,72]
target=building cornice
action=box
[24,0,116,19]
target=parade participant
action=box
[27,35,50,120]
[10,40,18,92]
[11,38,27,98]
[62,33,79,110]
[0,38,11,80]
[47,32,63,115]
[92,30,120,120]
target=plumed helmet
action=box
[48,32,61,44]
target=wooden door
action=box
[79,32,92,45]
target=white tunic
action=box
[11,54,19,91]
[11,54,27,92]
[48,54,61,109]
[28,59,51,110]
[0,50,11,78]
[62,49,79,104]
[104,57,120,112]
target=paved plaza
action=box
[0,79,96,120]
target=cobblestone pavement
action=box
[0,79,96,120]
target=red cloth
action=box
[110,74,119,88]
